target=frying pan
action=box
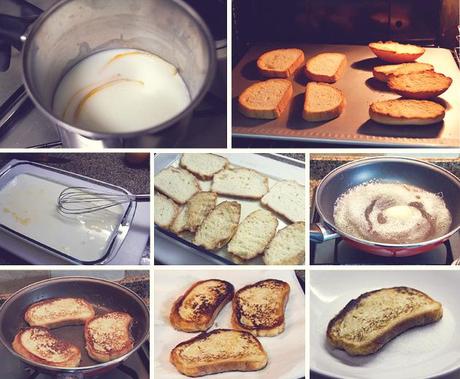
[0,276,149,379]
[310,157,460,257]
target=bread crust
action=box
[387,71,452,99]
[257,48,305,78]
[170,279,234,332]
[305,53,347,83]
[179,154,229,181]
[302,82,345,122]
[369,41,425,63]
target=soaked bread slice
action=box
[257,48,305,78]
[387,71,452,99]
[154,167,200,204]
[154,194,179,229]
[180,154,229,180]
[170,279,234,332]
[369,41,425,63]
[373,62,434,82]
[238,79,293,119]
[303,82,345,122]
[170,329,268,377]
[262,180,305,223]
[327,287,443,356]
[263,222,305,265]
[212,168,269,199]
[305,53,347,83]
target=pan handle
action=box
[0,15,33,50]
[310,223,340,243]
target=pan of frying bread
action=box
[232,42,460,147]
[310,156,460,256]
[154,153,306,265]
[0,277,149,377]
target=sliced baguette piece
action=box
[303,82,345,122]
[257,48,305,78]
[373,62,434,82]
[228,209,278,260]
[305,53,347,83]
[154,194,179,229]
[327,287,443,356]
[387,71,452,99]
[154,167,200,204]
[25,297,95,329]
[369,99,445,125]
[212,168,269,199]
[263,222,305,265]
[238,79,293,119]
[232,279,290,337]
[170,329,268,377]
[369,41,425,63]
[13,327,81,367]
[170,279,234,332]
[180,154,229,180]
[186,191,218,232]
[262,180,305,223]
[193,201,241,250]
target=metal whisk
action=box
[57,186,150,215]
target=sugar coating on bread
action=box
[370,99,445,125]
[228,209,278,260]
[373,62,434,82]
[180,154,229,180]
[154,167,200,204]
[154,194,179,229]
[262,180,305,222]
[305,53,347,83]
[263,222,305,265]
[212,168,269,199]
[388,71,452,99]
[257,48,305,78]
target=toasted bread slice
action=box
[232,279,290,336]
[369,99,445,125]
[24,297,95,329]
[212,168,269,199]
[186,192,218,232]
[263,222,305,265]
[369,41,425,63]
[238,79,293,119]
[155,194,179,229]
[170,279,234,332]
[180,154,229,180]
[13,327,81,367]
[85,311,134,362]
[154,167,200,205]
[193,201,241,250]
[261,180,305,223]
[387,71,452,99]
[170,329,268,377]
[305,53,347,83]
[373,62,434,82]
[303,82,345,122]
[228,209,278,260]
[327,287,443,356]
[257,48,305,78]
[170,205,188,234]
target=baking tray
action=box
[0,160,136,264]
[154,153,305,265]
[232,43,460,147]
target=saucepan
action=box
[0,0,216,148]
[0,276,150,379]
[310,157,460,257]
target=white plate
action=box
[310,270,460,379]
[154,269,305,378]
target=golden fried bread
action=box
[84,311,134,362]
[257,48,305,78]
[25,297,95,329]
[170,329,268,377]
[373,62,434,82]
[13,327,81,367]
[327,287,443,356]
[232,279,290,337]
[369,41,425,63]
[387,71,452,99]
[170,279,234,332]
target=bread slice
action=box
[257,48,305,78]
[305,53,347,83]
[24,297,95,329]
[369,41,425,63]
[170,329,268,377]
[303,82,345,122]
[170,205,188,234]
[261,180,305,223]
[170,279,234,332]
[85,311,134,362]
[232,279,290,337]
[193,201,241,250]
[263,222,305,265]
[327,287,443,356]
[373,62,434,82]
[154,194,179,229]
[154,167,200,204]
[228,209,278,260]
[13,327,81,367]
[180,154,229,180]
[212,168,269,199]
[238,79,293,119]
[369,99,445,125]
[186,192,218,232]
[387,71,452,99]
